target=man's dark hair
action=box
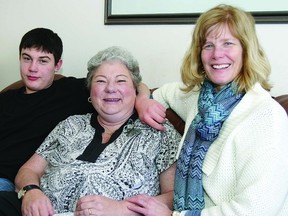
[19,28,63,65]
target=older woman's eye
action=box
[117,79,127,83]
[96,80,105,83]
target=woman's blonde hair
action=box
[181,4,272,93]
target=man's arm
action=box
[136,82,166,131]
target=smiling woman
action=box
[131,4,288,216]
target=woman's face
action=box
[201,24,243,91]
[90,60,136,123]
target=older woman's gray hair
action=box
[86,46,142,90]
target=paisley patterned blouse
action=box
[36,112,181,213]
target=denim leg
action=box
[0,178,15,192]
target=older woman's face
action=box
[201,24,243,91]
[90,60,136,122]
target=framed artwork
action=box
[104,0,288,24]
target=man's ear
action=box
[55,59,63,72]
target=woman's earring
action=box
[88,97,92,103]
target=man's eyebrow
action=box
[39,56,52,60]
[21,53,31,57]
[21,53,52,60]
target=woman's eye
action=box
[224,41,234,46]
[117,79,127,83]
[203,44,213,49]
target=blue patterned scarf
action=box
[173,80,244,215]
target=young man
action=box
[0,28,94,191]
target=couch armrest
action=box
[166,108,185,135]
[274,95,288,115]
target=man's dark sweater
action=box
[0,77,94,182]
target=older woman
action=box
[131,4,288,216]
[0,46,181,216]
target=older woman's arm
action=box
[154,162,176,208]
[15,153,47,190]
[15,153,54,216]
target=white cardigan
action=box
[153,82,288,216]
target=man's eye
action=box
[96,80,105,83]
[39,60,48,64]
[23,57,31,61]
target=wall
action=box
[0,0,287,96]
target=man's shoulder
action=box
[55,76,85,84]
[53,76,87,89]
[0,87,23,99]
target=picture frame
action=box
[104,0,288,25]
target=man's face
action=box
[20,48,62,94]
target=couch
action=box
[1,75,288,135]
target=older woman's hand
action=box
[75,195,142,216]
[21,189,54,216]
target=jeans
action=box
[0,178,15,192]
